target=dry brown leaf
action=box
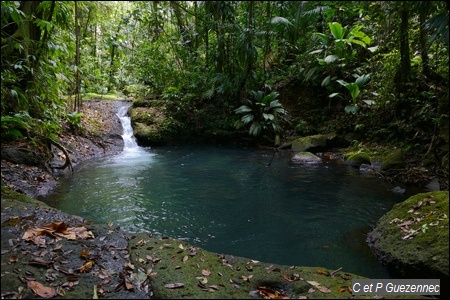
[125,281,134,290]
[202,269,211,276]
[27,280,56,299]
[317,285,331,293]
[164,283,184,289]
[22,222,94,244]
[79,261,94,273]
[257,286,289,299]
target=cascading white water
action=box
[117,105,139,151]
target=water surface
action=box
[43,106,407,279]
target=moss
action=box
[1,186,49,208]
[345,152,371,167]
[127,233,424,299]
[370,191,449,278]
[81,93,122,101]
[291,133,336,152]
[381,148,406,171]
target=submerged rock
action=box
[291,151,322,164]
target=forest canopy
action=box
[1,1,449,180]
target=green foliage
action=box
[1,112,32,140]
[65,111,84,132]
[331,73,374,114]
[234,90,288,144]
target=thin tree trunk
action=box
[74,1,82,111]
[395,2,411,93]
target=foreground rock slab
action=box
[1,188,436,299]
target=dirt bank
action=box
[1,100,128,199]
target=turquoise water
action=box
[43,144,407,279]
[42,105,408,279]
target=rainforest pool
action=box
[42,143,409,279]
[42,105,408,279]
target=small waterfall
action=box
[117,105,140,152]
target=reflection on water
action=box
[43,144,407,279]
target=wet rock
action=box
[291,152,322,164]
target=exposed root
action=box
[47,138,73,173]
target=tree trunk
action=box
[394,2,411,94]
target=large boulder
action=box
[129,100,180,146]
[290,133,338,152]
[344,152,371,168]
[380,148,406,171]
[367,191,449,292]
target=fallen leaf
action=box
[316,269,327,275]
[164,283,184,289]
[27,281,56,299]
[317,285,331,293]
[281,273,293,282]
[339,286,352,293]
[93,285,98,299]
[125,281,134,290]
[202,269,211,276]
[257,286,289,299]
[79,261,94,273]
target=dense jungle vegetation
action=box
[1,1,449,188]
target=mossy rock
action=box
[367,191,449,287]
[345,152,371,168]
[381,148,406,171]
[129,105,181,146]
[132,99,167,108]
[133,122,177,146]
[127,233,427,299]
[291,133,336,152]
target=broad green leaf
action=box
[304,67,317,82]
[309,49,323,55]
[312,33,330,45]
[363,100,376,105]
[336,79,348,87]
[345,105,358,114]
[328,22,344,39]
[241,114,254,124]
[270,16,293,26]
[262,91,279,104]
[321,75,331,87]
[347,38,367,48]
[324,55,339,64]
[355,74,371,87]
[249,122,261,136]
[263,113,274,121]
[328,92,341,98]
[269,100,282,108]
[235,105,252,114]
